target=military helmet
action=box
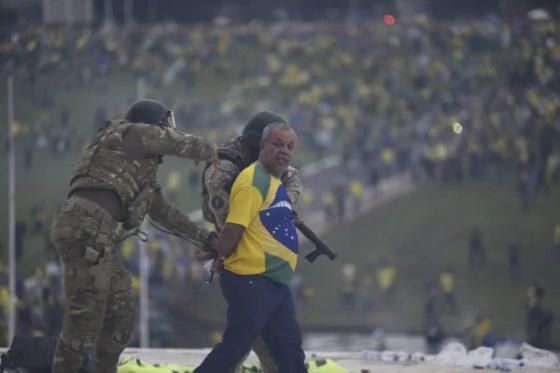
[125,99,176,128]
[241,111,287,160]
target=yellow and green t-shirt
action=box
[224,162,299,285]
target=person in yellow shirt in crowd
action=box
[119,238,139,274]
[349,180,364,216]
[465,315,496,349]
[322,191,336,224]
[439,268,459,315]
[381,147,396,177]
[376,258,396,305]
[166,170,182,203]
[339,263,357,308]
[0,283,9,346]
[552,224,560,262]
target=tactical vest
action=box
[69,119,160,229]
[201,137,254,224]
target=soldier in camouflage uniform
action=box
[200,111,303,373]
[50,99,217,373]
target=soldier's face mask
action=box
[164,110,176,129]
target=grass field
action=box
[189,173,560,347]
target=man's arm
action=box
[213,223,245,258]
[148,185,210,244]
[123,124,217,161]
[281,166,303,205]
[211,166,263,259]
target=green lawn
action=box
[190,174,560,347]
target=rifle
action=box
[292,212,338,263]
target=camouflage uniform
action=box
[200,136,303,373]
[51,119,216,373]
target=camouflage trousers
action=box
[247,336,279,373]
[50,197,136,373]
[231,336,278,373]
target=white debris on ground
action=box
[2,342,557,373]
[119,341,559,373]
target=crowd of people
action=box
[1,10,560,352]
[2,13,560,182]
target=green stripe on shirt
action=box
[264,253,294,285]
[252,162,271,200]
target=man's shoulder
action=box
[246,163,277,199]
[231,163,271,196]
[233,163,257,187]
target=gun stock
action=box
[295,221,337,263]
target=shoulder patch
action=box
[211,195,225,209]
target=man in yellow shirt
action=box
[194,122,306,372]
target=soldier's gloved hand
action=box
[211,258,224,273]
[194,231,219,262]
[194,248,218,262]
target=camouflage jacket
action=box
[69,119,217,240]
[201,137,303,229]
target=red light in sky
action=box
[384,14,396,26]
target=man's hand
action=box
[194,231,219,261]
[194,248,217,261]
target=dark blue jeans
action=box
[194,270,306,373]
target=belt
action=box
[65,195,121,243]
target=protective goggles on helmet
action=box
[165,110,176,129]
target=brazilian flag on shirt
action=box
[224,162,299,285]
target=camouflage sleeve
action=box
[202,159,239,230]
[148,185,209,243]
[281,166,303,206]
[124,124,217,161]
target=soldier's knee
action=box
[58,335,95,356]
[253,339,278,373]
[97,330,131,356]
